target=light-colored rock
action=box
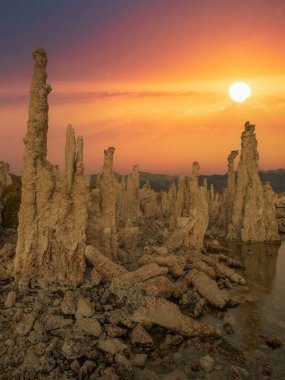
[131,324,154,349]
[98,338,128,355]
[200,354,215,372]
[140,275,174,298]
[60,290,78,315]
[131,296,220,337]
[75,317,101,336]
[15,313,35,336]
[215,263,246,285]
[111,263,168,291]
[5,338,15,347]
[75,297,94,319]
[186,270,228,308]
[138,254,185,277]
[61,338,88,359]
[85,245,127,279]
[42,314,73,331]
[4,290,17,308]
[115,353,133,372]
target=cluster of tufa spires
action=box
[9,49,279,289]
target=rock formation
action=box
[211,150,239,234]
[87,147,118,258]
[187,162,209,249]
[207,184,220,227]
[14,49,90,288]
[276,192,285,233]
[116,165,141,224]
[167,162,209,250]
[227,122,279,242]
[0,161,12,225]
[139,180,159,219]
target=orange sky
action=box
[0,0,284,175]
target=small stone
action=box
[200,354,215,372]
[45,337,59,352]
[4,290,17,308]
[173,352,183,363]
[165,334,183,346]
[98,338,128,355]
[15,313,35,336]
[75,298,94,319]
[106,325,127,338]
[34,342,46,356]
[75,318,101,337]
[115,353,132,369]
[43,314,72,331]
[70,359,80,373]
[61,290,77,315]
[132,353,147,367]
[53,299,61,307]
[131,324,154,350]
[5,338,15,347]
[62,338,88,359]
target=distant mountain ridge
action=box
[91,169,285,193]
[139,169,285,193]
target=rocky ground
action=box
[1,228,283,380]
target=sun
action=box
[229,82,251,103]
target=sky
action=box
[0,0,284,175]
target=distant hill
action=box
[91,169,285,193]
[139,169,285,193]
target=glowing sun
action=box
[229,82,251,103]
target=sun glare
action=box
[229,82,251,103]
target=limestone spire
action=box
[14,49,90,288]
[76,136,84,175]
[227,121,279,242]
[25,48,52,162]
[227,150,238,192]
[65,124,76,191]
